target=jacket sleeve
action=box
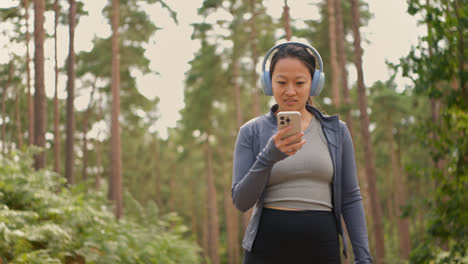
[341,123,373,264]
[232,125,288,212]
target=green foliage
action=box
[0,149,201,263]
[396,0,468,263]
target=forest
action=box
[0,0,466,263]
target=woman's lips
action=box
[284,100,297,106]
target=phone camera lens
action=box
[280,116,285,120]
[280,121,285,125]
[286,118,290,123]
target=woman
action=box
[232,42,372,263]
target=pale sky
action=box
[0,0,425,139]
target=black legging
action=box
[243,208,341,264]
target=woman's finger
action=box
[284,139,306,156]
[288,139,306,153]
[277,125,292,138]
[284,131,304,146]
[273,126,292,145]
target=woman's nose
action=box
[285,84,296,95]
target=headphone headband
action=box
[261,41,325,97]
[261,42,324,74]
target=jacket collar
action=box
[266,104,339,131]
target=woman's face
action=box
[272,57,312,113]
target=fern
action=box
[0,149,201,263]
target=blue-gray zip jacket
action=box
[232,104,372,263]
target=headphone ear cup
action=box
[316,72,325,96]
[310,70,325,96]
[310,70,320,96]
[262,71,273,96]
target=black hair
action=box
[269,43,316,81]
[269,43,317,105]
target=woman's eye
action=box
[277,81,286,85]
[297,82,305,85]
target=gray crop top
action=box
[263,116,334,210]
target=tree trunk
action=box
[204,140,220,264]
[188,161,199,246]
[25,0,34,146]
[335,0,353,133]
[385,120,397,238]
[14,62,23,149]
[394,130,411,260]
[169,161,176,212]
[110,0,123,219]
[33,0,46,170]
[65,0,77,183]
[425,0,444,182]
[81,116,89,181]
[282,0,292,41]
[202,179,209,263]
[53,0,60,174]
[218,145,239,264]
[95,139,102,190]
[233,59,243,131]
[153,136,163,209]
[385,169,396,237]
[356,161,375,258]
[1,63,11,154]
[453,0,466,105]
[232,53,252,231]
[327,0,340,107]
[335,2,352,261]
[82,81,96,181]
[95,101,104,191]
[249,0,260,117]
[350,0,386,262]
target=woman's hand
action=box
[273,126,306,156]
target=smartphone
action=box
[277,111,302,144]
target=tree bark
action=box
[350,0,386,261]
[327,0,341,107]
[356,160,375,258]
[53,0,60,174]
[204,140,220,264]
[233,59,243,131]
[335,2,352,261]
[385,119,397,238]
[282,0,292,41]
[65,0,77,183]
[33,0,46,170]
[95,101,104,191]
[202,178,209,263]
[82,81,96,181]
[25,0,34,146]
[335,0,353,134]
[81,118,89,181]
[453,0,466,103]
[95,139,102,190]
[169,161,176,212]
[1,63,11,154]
[14,62,23,149]
[218,145,239,264]
[394,129,411,260]
[153,136,163,209]
[425,0,444,182]
[188,161,199,246]
[110,0,123,219]
[232,53,252,231]
[249,0,260,117]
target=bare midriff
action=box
[263,205,306,211]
